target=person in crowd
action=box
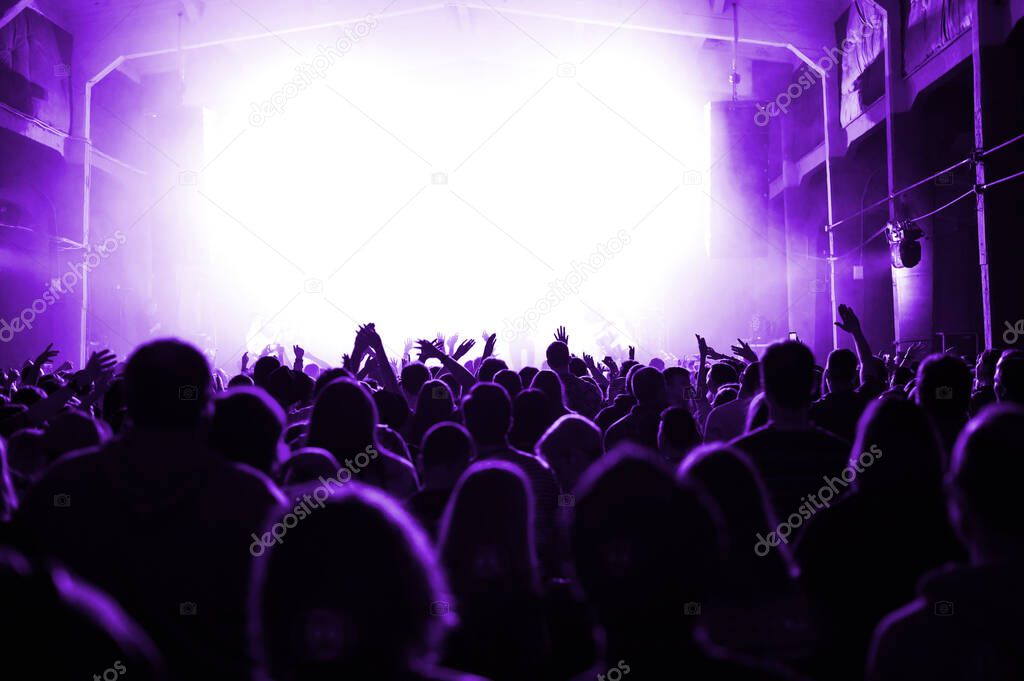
[16,339,285,681]
[915,353,973,458]
[530,370,570,420]
[571,448,800,679]
[994,349,1024,404]
[0,546,166,680]
[730,341,849,524]
[545,337,601,418]
[678,445,812,664]
[808,349,867,442]
[535,414,603,493]
[406,379,457,452]
[705,362,761,443]
[604,367,668,451]
[306,377,419,499]
[250,483,486,681]
[795,398,963,681]
[492,369,523,399]
[407,422,474,538]
[969,348,1000,414]
[438,462,555,680]
[462,383,560,577]
[509,388,554,453]
[209,386,286,476]
[867,405,1024,681]
[657,406,702,463]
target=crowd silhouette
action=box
[1,308,1022,680]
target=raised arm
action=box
[835,304,881,382]
[361,324,400,395]
[418,339,476,391]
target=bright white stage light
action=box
[197,11,709,367]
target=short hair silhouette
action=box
[124,338,211,430]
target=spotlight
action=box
[885,219,924,269]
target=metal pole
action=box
[970,2,993,349]
[880,4,900,346]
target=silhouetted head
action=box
[439,461,539,596]
[314,367,354,399]
[401,362,431,401]
[630,367,667,410]
[292,371,314,406]
[124,339,211,431]
[509,388,554,453]
[678,445,794,595]
[825,348,858,392]
[568,356,588,377]
[948,405,1024,558]
[41,409,107,464]
[545,341,570,372]
[734,361,759,398]
[0,547,164,679]
[760,341,816,411]
[462,382,512,447]
[536,414,602,491]
[419,422,474,490]
[745,393,769,432]
[276,447,341,488]
[916,353,972,425]
[252,355,281,388]
[373,390,410,431]
[209,387,285,475]
[530,370,567,415]
[5,428,45,494]
[266,365,295,409]
[707,363,738,395]
[518,366,539,389]
[477,357,508,383]
[657,406,701,463]
[663,366,692,406]
[850,398,943,500]
[228,373,254,388]
[649,357,666,372]
[493,369,523,398]
[995,350,1024,404]
[975,348,1000,387]
[251,484,451,678]
[410,380,455,446]
[571,447,722,631]
[307,379,378,459]
[12,386,45,407]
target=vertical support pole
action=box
[970,3,993,349]
[80,81,93,368]
[823,74,838,350]
[880,3,899,346]
[788,44,836,350]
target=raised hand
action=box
[696,334,709,358]
[452,338,476,361]
[81,349,117,384]
[293,345,304,361]
[33,343,59,367]
[602,356,619,376]
[628,345,636,361]
[730,338,758,363]
[241,352,250,373]
[835,303,862,335]
[554,326,569,344]
[446,333,459,356]
[416,338,446,362]
[482,332,497,359]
